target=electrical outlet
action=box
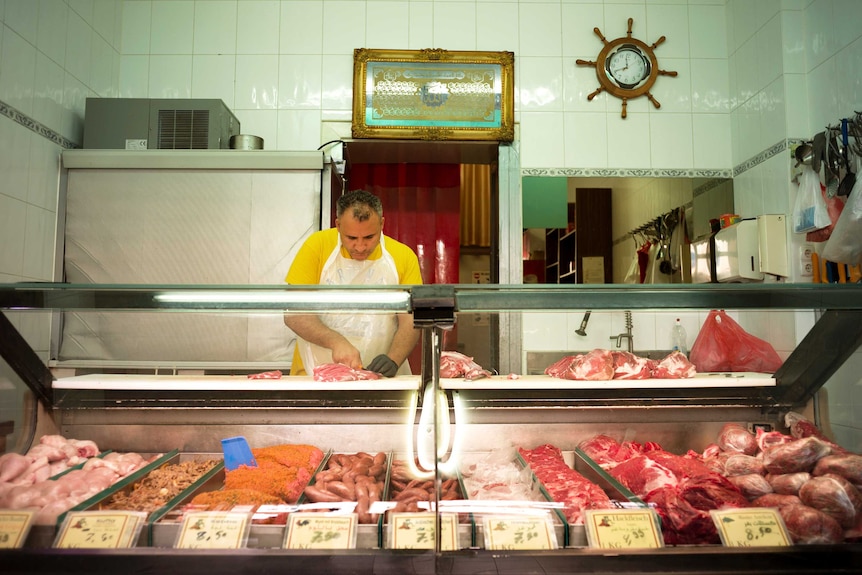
[798,244,814,278]
[749,422,773,434]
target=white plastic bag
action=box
[821,174,862,265]
[792,166,831,233]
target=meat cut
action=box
[312,363,381,382]
[519,444,613,524]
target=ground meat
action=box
[101,459,218,512]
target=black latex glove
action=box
[367,354,398,377]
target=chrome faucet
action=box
[610,310,634,353]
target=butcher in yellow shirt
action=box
[284,190,423,376]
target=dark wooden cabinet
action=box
[545,188,612,283]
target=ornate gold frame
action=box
[352,48,515,142]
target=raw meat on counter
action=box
[578,434,748,545]
[440,351,493,380]
[518,444,613,524]
[387,459,462,514]
[544,349,695,381]
[460,447,546,502]
[313,363,381,382]
[690,414,862,544]
[0,435,157,525]
[302,451,387,524]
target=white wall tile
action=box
[564,57,608,113]
[150,0,194,55]
[120,0,150,54]
[367,1,409,50]
[804,0,836,72]
[653,58,690,114]
[61,71,88,142]
[561,3,605,58]
[277,108,322,150]
[607,112,651,168]
[237,1,280,55]
[93,0,118,48]
[834,37,862,119]
[234,54,278,109]
[518,111,565,169]
[90,33,114,97]
[564,111,608,168]
[522,311,568,351]
[689,4,727,59]
[65,8,93,88]
[519,3,562,57]
[692,113,731,169]
[32,52,64,129]
[280,1,322,55]
[407,1,433,50]
[192,54,236,106]
[756,13,783,92]
[729,0,757,53]
[759,77,786,147]
[321,54,353,112]
[432,1,476,51]
[0,186,26,276]
[147,54,192,98]
[649,114,693,169]
[0,27,36,114]
[323,1,366,55]
[645,3,688,60]
[27,134,59,212]
[603,4,646,43]
[780,10,804,75]
[69,0,94,26]
[22,204,55,281]
[783,73,808,137]
[234,109,277,147]
[278,55,321,109]
[806,56,838,132]
[476,2,518,52]
[119,54,149,97]
[0,119,30,202]
[519,57,563,111]
[6,0,37,44]
[690,58,730,113]
[195,0,238,55]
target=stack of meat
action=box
[545,349,696,381]
[578,434,749,544]
[440,351,493,381]
[313,363,381,381]
[518,443,613,524]
[0,434,156,524]
[694,414,862,545]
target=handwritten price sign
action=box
[711,508,791,547]
[175,511,251,549]
[584,509,663,549]
[284,513,357,549]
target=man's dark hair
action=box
[336,190,383,222]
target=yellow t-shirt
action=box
[285,228,423,374]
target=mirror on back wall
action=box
[523,177,734,285]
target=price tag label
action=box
[284,513,357,549]
[54,511,143,549]
[482,515,556,550]
[175,511,251,549]
[390,513,458,550]
[584,509,663,549]
[0,510,35,549]
[711,508,791,547]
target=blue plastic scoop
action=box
[221,436,257,471]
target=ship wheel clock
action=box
[576,18,677,118]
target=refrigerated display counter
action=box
[1,282,861,574]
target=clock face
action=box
[606,46,650,88]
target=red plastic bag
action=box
[689,310,783,373]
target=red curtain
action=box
[347,163,461,285]
[347,162,461,368]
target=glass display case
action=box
[1,282,861,574]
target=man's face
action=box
[336,211,383,261]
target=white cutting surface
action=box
[52,374,422,391]
[52,373,775,391]
[439,373,776,390]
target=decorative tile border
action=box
[0,99,80,149]
[520,167,733,179]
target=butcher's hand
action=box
[332,340,363,370]
[367,354,398,377]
